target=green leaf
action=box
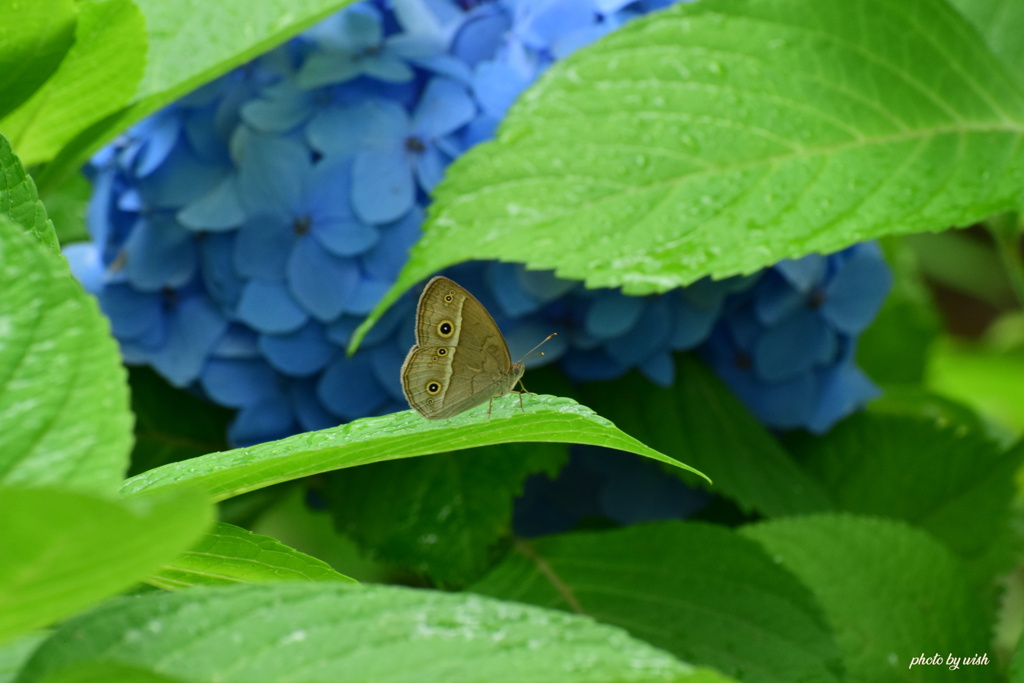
[0,485,213,643]
[0,135,58,251]
[786,412,1021,575]
[16,583,704,683]
[905,231,1014,307]
[470,522,844,683]
[0,0,147,167]
[579,355,831,517]
[36,662,187,683]
[352,0,1024,349]
[41,171,91,246]
[951,0,1024,87]
[928,336,1024,431]
[148,522,356,589]
[120,394,708,501]
[0,631,48,683]
[0,0,76,121]
[1010,626,1024,683]
[856,237,942,384]
[128,366,232,477]
[742,514,992,682]
[0,216,132,493]
[326,443,567,586]
[36,0,354,192]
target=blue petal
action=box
[473,61,529,117]
[367,344,407,401]
[133,110,181,177]
[318,355,390,419]
[753,271,805,326]
[287,237,359,321]
[806,362,881,433]
[638,350,675,387]
[98,284,162,340]
[297,51,363,88]
[552,21,616,59]
[360,207,422,280]
[362,54,416,83]
[259,321,336,376]
[414,78,476,138]
[415,146,449,193]
[117,188,143,211]
[739,373,817,429]
[210,324,260,359]
[138,144,227,208]
[460,114,500,148]
[233,216,293,280]
[514,0,597,51]
[178,175,244,231]
[450,3,512,66]
[822,245,892,334]
[306,100,408,158]
[489,262,544,316]
[235,136,310,216]
[64,242,105,294]
[183,106,228,164]
[328,297,414,348]
[240,82,316,133]
[704,333,816,429]
[229,394,296,446]
[236,280,309,334]
[200,357,279,408]
[516,267,578,301]
[561,347,626,382]
[392,0,463,42]
[123,215,197,291]
[753,307,832,382]
[288,378,340,431]
[345,276,391,314]
[337,4,384,48]
[198,232,244,311]
[388,32,445,60]
[313,214,379,257]
[723,307,761,351]
[352,149,415,224]
[773,254,825,293]
[584,293,645,339]
[151,294,227,387]
[606,298,672,365]
[408,53,474,85]
[668,294,719,349]
[85,167,117,247]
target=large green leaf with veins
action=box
[353,0,1024,349]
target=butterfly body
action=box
[401,276,526,419]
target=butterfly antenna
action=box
[517,332,557,363]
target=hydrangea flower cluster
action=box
[66,0,891,447]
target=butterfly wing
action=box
[402,276,520,419]
[401,346,524,419]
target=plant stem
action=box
[988,213,1024,310]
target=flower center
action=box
[294,215,313,235]
[405,135,426,154]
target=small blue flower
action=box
[297,4,439,87]
[232,136,378,321]
[307,77,475,223]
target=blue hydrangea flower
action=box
[704,243,891,431]
[69,0,892,459]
